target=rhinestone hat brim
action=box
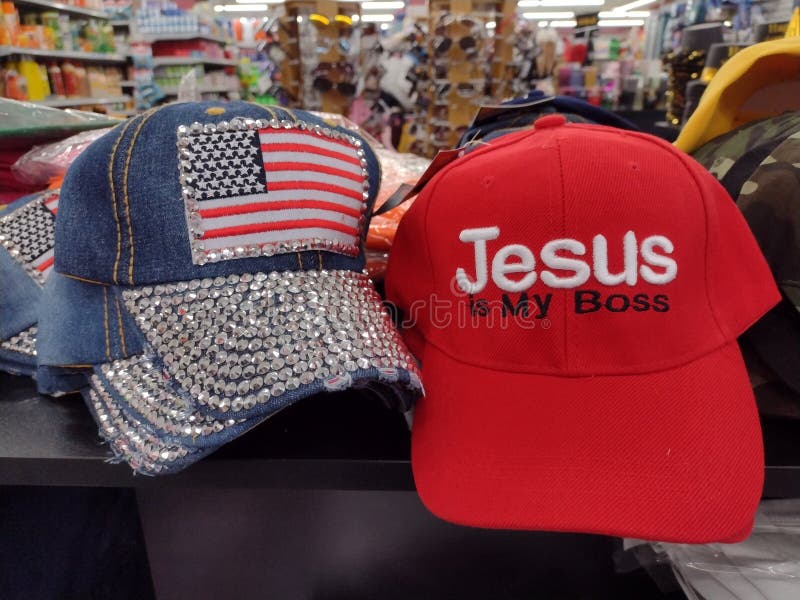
[93,354,250,449]
[120,269,422,419]
[1,325,38,357]
[85,383,208,475]
[83,269,423,475]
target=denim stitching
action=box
[114,295,128,356]
[102,285,111,361]
[108,118,137,283]
[123,108,160,284]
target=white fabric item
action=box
[658,500,800,600]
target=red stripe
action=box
[260,143,361,166]
[49,207,58,215]
[259,128,357,151]
[36,256,55,272]
[267,180,363,201]
[199,200,361,220]
[202,219,357,240]
[263,161,364,183]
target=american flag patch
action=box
[179,118,369,265]
[0,190,58,285]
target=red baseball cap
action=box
[385,115,780,543]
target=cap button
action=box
[535,114,567,129]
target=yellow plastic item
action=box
[18,57,49,100]
[787,7,800,38]
[674,37,800,153]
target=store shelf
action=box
[13,0,110,20]
[1,372,800,496]
[32,94,129,107]
[0,46,126,63]
[0,373,412,489]
[159,84,239,95]
[152,56,238,68]
[110,19,130,27]
[140,32,234,45]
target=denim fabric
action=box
[57,103,381,286]
[0,241,39,340]
[39,101,422,474]
[457,92,640,147]
[36,365,88,395]
[37,272,143,367]
[0,350,35,377]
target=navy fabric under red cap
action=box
[385,115,780,543]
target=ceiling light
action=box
[361,13,395,22]
[361,1,404,8]
[351,14,361,21]
[597,18,644,26]
[523,11,575,19]
[610,0,654,12]
[380,22,390,30]
[215,3,268,11]
[538,20,549,26]
[550,19,577,27]
[598,10,649,17]
[518,0,603,7]
[236,0,284,3]
[486,20,496,28]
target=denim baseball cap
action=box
[38,101,422,473]
[0,190,59,377]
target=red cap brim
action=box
[412,341,763,543]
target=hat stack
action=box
[35,102,422,474]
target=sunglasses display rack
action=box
[407,0,510,157]
[282,0,360,115]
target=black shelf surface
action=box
[2,371,800,496]
[0,372,413,490]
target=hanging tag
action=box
[374,147,465,215]
[469,95,556,130]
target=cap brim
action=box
[118,269,420,420]
[89,269,421,473]
[412,341,763,544]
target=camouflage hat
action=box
[693,118,800,408]
[692,112,800,191]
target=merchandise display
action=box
[3,0,800,597]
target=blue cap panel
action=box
[55,102,381,286]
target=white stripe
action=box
[40,264,54,281]
[203,209,359,232]
[32,248,54,268]
[260,151,363,176]
[202,228,356,250]
[266,170,363,194]
[198,190,363,212]
[44,198,59,211]
[258,131,359,158]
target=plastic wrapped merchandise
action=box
[656,499,800,600]
[366,148,429,279]
[12,127,113,187]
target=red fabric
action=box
[201,218,356,239]
[198,200,360,219]
[385,119,780,543]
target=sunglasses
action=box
[312,61,356,96]
[433,16,482,57]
